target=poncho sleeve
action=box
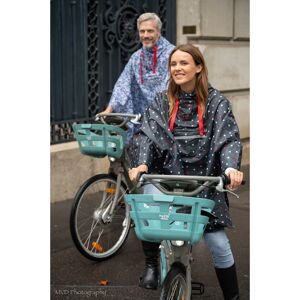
[212,97,243,171]
[108,57,135,113]
[134,133,156,167]
[131,92,172,169]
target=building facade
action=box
[51,0,249,202]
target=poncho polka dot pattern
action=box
[131,85,243,231]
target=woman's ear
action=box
[196,64,203,73]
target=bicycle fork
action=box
[100,173,124,223]
[160,241,193,300]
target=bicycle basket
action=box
[72,124,127,158]
[125,194,215,245]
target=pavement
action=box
[51,165,249,300]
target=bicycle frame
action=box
[126,174,226,300]
[70,112,141,261]
[89,113,139,223]
[160,240,194,299]
[100,155,136,223]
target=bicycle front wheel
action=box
[70,174,130,261]
[160,264,187,300]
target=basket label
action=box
[159,214,170,221]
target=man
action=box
[98,13,175,123]
[98,13,174,290]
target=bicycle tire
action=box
[70,174,131,261]
[160,264,187,300]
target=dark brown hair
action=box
[167,44,209,118]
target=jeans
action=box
[143,184,234,269]
[204,229,234,268]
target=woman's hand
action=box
[129,164,148,182]
[225,168,244,190]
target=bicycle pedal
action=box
[191,281,205,297]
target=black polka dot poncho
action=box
[131,85,243,231]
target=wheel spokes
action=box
[71,176,131,260]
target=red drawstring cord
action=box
[152,44,157,74]
[139,44,158,84]
[169,98,180,132]
[169,97,204,136]
[140,50,144,84]
[197,100,204,136]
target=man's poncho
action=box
[131,86,243,231]
[109,36,174,116]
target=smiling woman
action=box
[170,50,202,93]
[129,44,244,299]
[167,44,209,120]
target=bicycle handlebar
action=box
[137,173,245,198]
[94,113,141,127]
[137,174,225,196]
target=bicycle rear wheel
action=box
[160,264,187,300]
[70,174,130,261]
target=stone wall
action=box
[50,142,109,203]
[177,0,250,139]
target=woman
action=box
[129,44,243,300]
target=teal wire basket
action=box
[72,124,127,158]
[125,194,215,245]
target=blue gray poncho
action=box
[109,36,175,117]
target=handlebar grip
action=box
[221,174,231,186]
[222,174,246,185]
[136,172,147,185]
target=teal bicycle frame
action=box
[125,174,227,299]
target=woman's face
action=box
[170,50,202,93]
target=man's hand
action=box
[96,105,113,117]
[129,164,148,182]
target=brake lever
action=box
[131,113,141,124]
[224,189,240,199]
[216,185,240,198]
[94,114,106,124]
[216,175,240,198]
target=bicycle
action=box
[125,173,241,300]
[70,113,140,261]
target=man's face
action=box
[139,20,160,49]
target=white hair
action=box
[137,12,162,32]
